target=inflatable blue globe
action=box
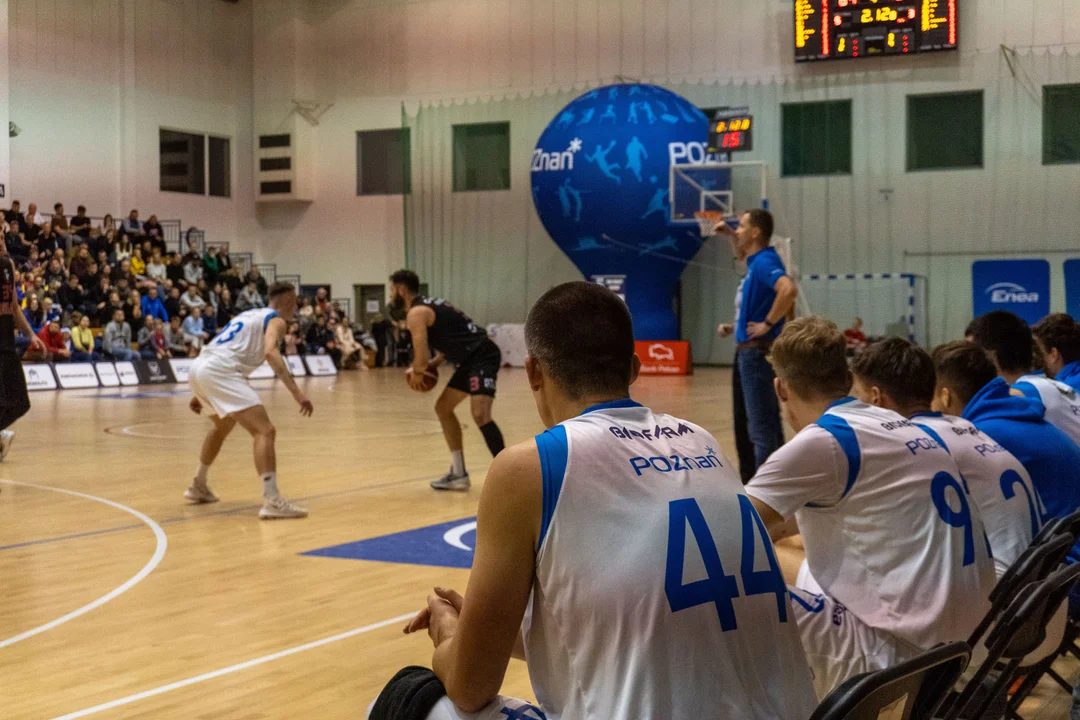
[531,83,711,340]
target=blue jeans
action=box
[109,347,137,362]
[71,349,100,363]
[736,346,785,471]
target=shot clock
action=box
[707,107,753,154]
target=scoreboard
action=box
[795,0,957,62]
[708,107,753,154]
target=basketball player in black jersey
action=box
[0,240,46,463]
[390,270,505,490]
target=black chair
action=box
[809,642,971,720]
[944,562,1080,720]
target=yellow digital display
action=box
[795,0,956,62]
[714,118,752,134]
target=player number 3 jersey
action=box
[523,399,817,720]
[197,307,280,376]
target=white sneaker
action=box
[260,496,308,519]
[184,483,219,504]
[0,430,14,462]
[430,470,470,491]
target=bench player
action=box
[372,282,817,720]
[185,281,312,519]
[389,270,505,491]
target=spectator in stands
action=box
[69,244,92,283]
[19,247,41,274]
[27,318,69,363]
[314,287,331,315]
[52,203,71,243]
[58,274,86,315]
[130,246,147,278]
[23,295,44,333]
[86,275,111,318]
[70,313,99,362]
[104,309,136,361]
[166,252,185,287]
[5,200,22,226]
[41,296,60,326]
[183,252,203,287]
[217,249,241,291]
[283,321,306,356]
[165,315,186,357]
[141,285,168,322]
[36,222,61,255]
[236,280,265,311]
[70,205,91,241]
[113,258,134,287]
[144,214,165,252]
[100,291,124,327]
[332,316,362,370]
[216,286,235,326]
[296,296,314,333]
[146,248,167,286]
[305,314,333,356]
[202,245,222,285]
[5,220,32,262]
[44,258,66,289]
[137,319,157,360]
[201,303,218,338]
[149,318,169,359]
[98,212,115,235]
[122,209,144,238]
[246,267,268,297]
[25,202,44,228]
[164,286,182,319]
[181,310,207,356]
[94,226,116,261]
[180,284,206,313]
[114,235,133,264]
[124,290,144,334]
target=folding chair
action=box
[943,562,1080,720]
[809,642,971,720]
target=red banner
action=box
[636,341,691,375]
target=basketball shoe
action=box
[430,470,470,491]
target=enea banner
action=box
[635,340,691,375]
[971,260,1050,325]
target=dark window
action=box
[907,91,984,171]
[1044,84,1080,165]
[209,136,230,198]
[452,122,511,191]
[357,129,411,195]
[259,134,291,149]
[260,157,291,171]
[260,181,292,195]
[159,129,206,194]
[781,100,852,176]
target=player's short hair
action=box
[965,310,1032,373]
[267,281,295,300]
[389,269,421,294]
[746,208,774,243]
[932,341,998,407]
[525,281,635,399]
[851,337,936,408]
[1032,313,1080,365]
[769,316,851,398]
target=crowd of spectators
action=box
[5,200,376,369]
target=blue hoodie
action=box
[963,378,1080,539]
[1057,361,1080,393]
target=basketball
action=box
[406,366,439,392]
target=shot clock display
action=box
[707,108,753,154]
[795,0,957,62]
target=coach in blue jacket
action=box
[715,209,798,482]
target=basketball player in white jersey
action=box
[967,310,1080,446]
[851,337,1039,579]
[372,282,817,720]
[185,281,312,519]
[745,317,995,699]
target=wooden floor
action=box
[0,367,1074,718]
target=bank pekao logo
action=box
[986,282,1040,304]
[531,138,583,172]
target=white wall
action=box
[7,0,253,250]
[0,0,9,203]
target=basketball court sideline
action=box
[0,369,1073,718]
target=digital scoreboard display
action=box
[708,107,753,154]
[795,0,957,62]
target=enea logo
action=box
[986,282,1040,304]
[531,138,583,172]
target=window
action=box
[259,134,291,149]
[1044,84,1080,165]
[357,129,411,195]
[907,91,983,171]
[159,129,231,197]
[781,100,852,176]
[452,122,511,191]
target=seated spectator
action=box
[236,280,265,311]
[201,303,218,338]
[23,295,45,333]
[99,291,125,327]
[217,249,241,291]
[98,212,115,236]
[122,209,144,238]
[24,202,44,228]
[69,244,93,283]
[141,284,169,323]
[305,314,333,355]
[183,253,203,287]
[86,275,111,316]
[245,267,268,297]
[149,318,170,359]
[52,203,71,243]
[181,311,207,356]
[19,247,41,274]
[332,316,361,370]
[130,246,147,278]
[58,274,87,315]
[314,287,331,315]
[41,296,60,326]
[146,248,167,285]
[124,290,144,334]
[114,235,133,264]
[94,226,116,260]
[4,219,32,262]
[164,316,186,357]
[70,205,92,241]
[166,252,185,287]
[163,286,182,319]
[137,320,157,360]
[215,286,235,326]
[70,313,100,362]
[35,222,61,255]
[4,200,23,227]
[180,285,206,313]
[1032,313,1080,392]
[111,258,134,286]
[43,258,66,290]
[283,321,306,356]
[202,245,222,285]
[144,214,165,254]
[745,317,994,699]
[26,318,70,363]
[104,309,136,361]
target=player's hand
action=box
[425,589,461,647]
[717,323,734,338]
[713,221,735,237]
[403,586,463,636]
[746,321,770,339]
[189,397,202,415]
[29,335,46,353]
[294,391,314,416]
[406,367,427,391]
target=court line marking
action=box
[50,611,416,720]
[0,480,168,649]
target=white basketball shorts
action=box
[189,357,261,418]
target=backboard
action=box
[669,160,768,225]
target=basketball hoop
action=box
[694,210,727,238]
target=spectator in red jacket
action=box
[26,319,70,362]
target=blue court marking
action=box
[302,517,478,569]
